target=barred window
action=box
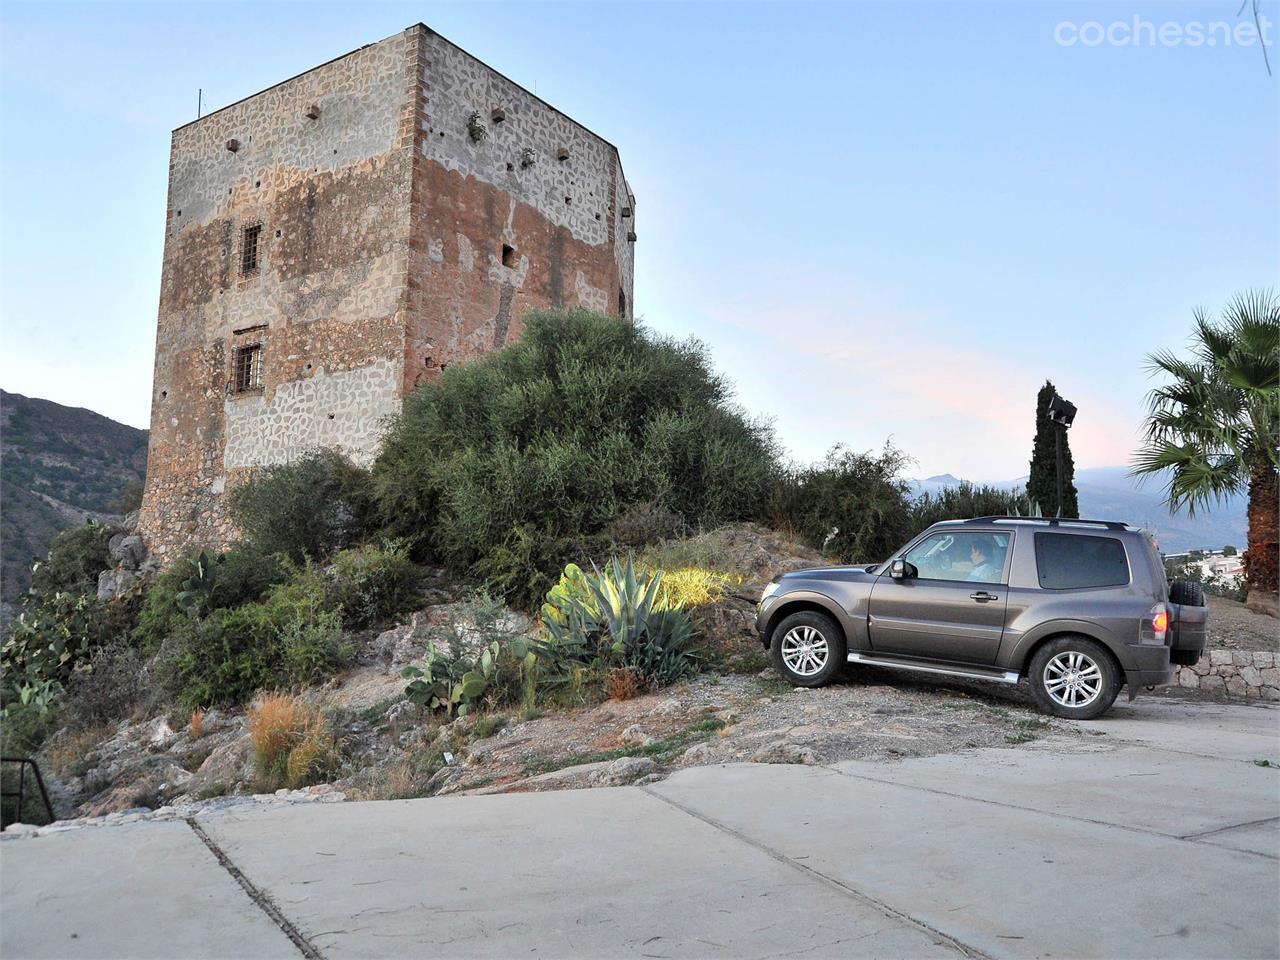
[241,223,262,275]
[233,343,262,393]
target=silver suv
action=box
[756,517,1208,719]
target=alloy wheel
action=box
[780,625,829,677]
[1043,651,1103,708]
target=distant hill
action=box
[909,466,1246,555]
[0,391,148,607]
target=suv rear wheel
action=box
[770,610,846,687]
[1028,636,1121,719]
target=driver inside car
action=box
[967,537,1000,583]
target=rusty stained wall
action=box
[139,31,415,559]
[139,24,637,560]
[402,27,636,390]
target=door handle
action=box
[969,591,999,602]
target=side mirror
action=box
[890,559,917,580]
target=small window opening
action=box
[501,244,516,267]
[618,288,627,317]
[491,108,506,123]
[241,223,262,275]
[232,343,263,393]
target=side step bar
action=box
[847,651,1020,685]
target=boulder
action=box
[385,700,424,739]
[188,736,254,796]
[589,757,658,786]
[750,740,818,765]
[108,534,147,571]
[97,568,139,602]
[620,724,653,747]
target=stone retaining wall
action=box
[1176,650,1279,700]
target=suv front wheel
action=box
[770,610,846,687]
[1028,636,1121,719]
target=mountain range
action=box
[0,391,149,608]
[912,468,1246,554]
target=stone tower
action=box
[139,25,636,560]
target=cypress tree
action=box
[1026,380,1079,518]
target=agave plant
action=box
[541,556,698,687]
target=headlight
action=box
[760,580,781,603]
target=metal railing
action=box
[1,756,54,825]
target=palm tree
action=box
[1133,289,1279,604]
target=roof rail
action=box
[962,516,1132,531]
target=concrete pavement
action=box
[3,697,1277,959]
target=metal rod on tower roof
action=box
[198,88,202,119]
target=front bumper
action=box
[755,595,783,646]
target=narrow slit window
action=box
[241,223,262,275]
[233,343,263,393]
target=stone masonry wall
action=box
[139,24,636,561]
[401,27,636,391]
[1176,650,1280,700]
[139,32,415,560]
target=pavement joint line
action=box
[186,818,324,960]
[825,765,1280,860]
[638,783,992,960]
[1180,815,1280,841]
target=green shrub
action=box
[606,502,687,550]
[4,593,107,690]
[373,310,779,607]
[910,482,1031,530]
[331,541,416,627]
[228,448,374,561]
[132,547,283,652]
[770,444,914,563]
[64,642,147,728]
[206,547,286,610]
[131,562,189,652]
[157,564,350,710]
[28,521,113,600]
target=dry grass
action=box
[247,693,337,789]
[189,708,206,740]
[46,724,114,776]
[606,667,647,701]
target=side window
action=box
[903,532,1010,584]
[1034,533,1129,589]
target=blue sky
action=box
[1,1,1275,481]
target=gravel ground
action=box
[1205,595,1278,651]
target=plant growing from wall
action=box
[466,111,488,143]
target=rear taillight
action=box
[1152,608,1169,635]
[1143,603,1170,645]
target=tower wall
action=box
[139,25,635,562]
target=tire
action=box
[1028,635,1121,720]
[1169,579,1206,607]
[770,610,846,688]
